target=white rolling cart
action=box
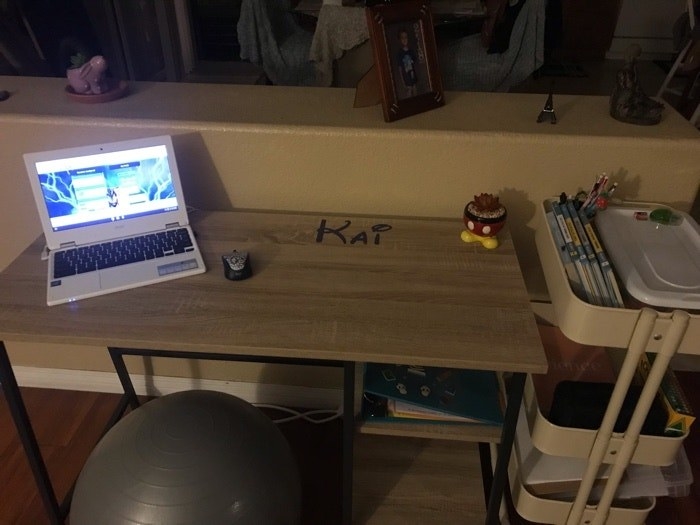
[510,200,700,524]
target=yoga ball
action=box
[71,390,301,524]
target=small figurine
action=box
[66,54,109,95]
[461,193,507,249]
[537,83,557,124]
[610,44,664,125]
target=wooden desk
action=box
[0,210,546,524]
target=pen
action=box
[581,174,605,210]
[588,175,609,209]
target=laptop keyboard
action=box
[53,228,194,278]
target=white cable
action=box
[254,403,343,424]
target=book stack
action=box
[362,363,503,425]
[545,197,625,307]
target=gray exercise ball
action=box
[70,390,301,525]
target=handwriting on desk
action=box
[315,220,392,245]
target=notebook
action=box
[23,135,206,306]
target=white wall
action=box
[608,0,689,59]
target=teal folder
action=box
[363,363,503,425]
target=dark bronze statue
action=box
[610,45,664,125]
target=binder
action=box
[363,363,503,425]
[565,200,612,306]
[551,200,598,305]
[545,210,586,302]
[577,209,625,307]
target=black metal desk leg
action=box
[0,342,63,525]
[108,347,141,410]
[485,372,526,525]
[342,361,355,525]
[478,442,494,507]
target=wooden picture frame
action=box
[365,0,445,122]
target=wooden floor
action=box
[0,389,343,525]
[1,373,699,524]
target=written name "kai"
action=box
[315,219,392,245]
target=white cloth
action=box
[439,0,545,92]
[237,0,316,86]
[239,0,544,91]
[309,6,368,86]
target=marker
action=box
[581,173,606,210]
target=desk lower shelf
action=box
[354,434,488,525]
[358,419,502,443]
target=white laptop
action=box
[24,135,206,306]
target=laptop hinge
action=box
[166,222,181,229]
[59,241,77,249]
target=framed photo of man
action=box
[365,1,444,122]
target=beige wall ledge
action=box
[2,75,699,141]
[1,74,698,384]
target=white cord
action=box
[254,404,343,424]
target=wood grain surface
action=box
[0,210,546,374]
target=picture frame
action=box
[365,0,445,122]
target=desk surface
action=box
[0,210,546,373]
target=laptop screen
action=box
[34,144,179,232]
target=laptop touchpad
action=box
[99,263,159,290]
[48,272,100,303]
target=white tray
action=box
[535,200,700,354]
[595,204,700,310]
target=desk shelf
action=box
[358,419,502,443]
[357,364,506,444]
[508,200,699,524]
